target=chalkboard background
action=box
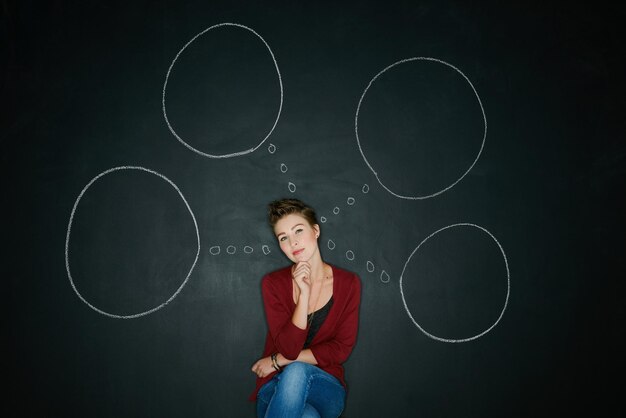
[4,1,625,417]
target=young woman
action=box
[250,198,361,418]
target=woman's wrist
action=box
[298,290,310,303]
[275,353,291,368]
[271,353,282,371]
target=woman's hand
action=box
[251,356,275,378]
[292,261,312,298]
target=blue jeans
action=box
[256,362,346,418]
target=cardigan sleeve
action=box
[309,274,361,367]
[261,274,308,360]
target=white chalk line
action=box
[326,238,389,284]
[65,166,201,319]
[266,142,300,194]
[268,140,368,220]
[256,92,386,283]
[268,140,366,222]
[318,183,369,224]
[162,22,284,159]
[208,244,272,256]
[207,238,388,283]
[355,57,487,200]
[399,223,510,343]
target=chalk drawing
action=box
[212,244,268,255]
[355,57,487,199]
[65,27,498,340]
[65,166,200,319]
[162,23,283,158]
[399,223,510,343]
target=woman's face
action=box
[274,213,320,263]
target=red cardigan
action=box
[249,264,361,401]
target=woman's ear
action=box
[313,224,320,238]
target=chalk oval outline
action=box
[65,166,201,319]
[163,22,284,159]
[355,57,487,199]
[399,223,510,342]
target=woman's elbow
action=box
[279,346,301,360]
[276,342,302,361]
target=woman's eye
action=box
[295,229,303,234]
[279,236,287,242]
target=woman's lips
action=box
[292,248,305,256]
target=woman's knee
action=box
[280,361,313,382]
[274,362,314,402]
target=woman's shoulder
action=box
[331,264,361,287]
[262,265,292,285]
[331,264,358,277]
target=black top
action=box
[304,297,334,348]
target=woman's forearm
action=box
[277,349,317,367]
[291,290,309,330]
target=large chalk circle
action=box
[163,23,283,158]
[65,166,200,319]
[399,223,510,342]
[355,57,487,199]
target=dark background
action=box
[4,1,625,417]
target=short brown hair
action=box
[268,198,319,228]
